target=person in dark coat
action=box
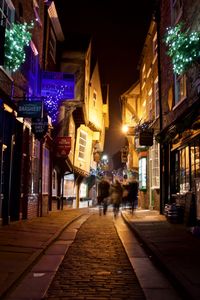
[109,179,123,218]
[127,180,138,214]
[97,179,110,215]
[122,185,129,209]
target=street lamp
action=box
[102,154,108,162]
[122,124,129,133]
[122,125,135,136]
[100,154,109,173]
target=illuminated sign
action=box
[18,101,43,118]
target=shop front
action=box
[170,130,200,225]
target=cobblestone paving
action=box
[45,213,145,300]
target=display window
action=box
[139,157,147,190]
[174,136,200,193]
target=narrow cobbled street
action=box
[45,212,145,300]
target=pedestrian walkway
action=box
[44,213,146,300]
[121,209,200,300]
[0,208,88,298]
[1,207,200,300]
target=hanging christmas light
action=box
[4,21,34,72]
[43,85,68,123]
[164,23,200,75]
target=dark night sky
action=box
[54,0,154,158]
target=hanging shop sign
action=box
[139,130,154,146]
[55,136,71,157]
[18,101,43,118]
[31,116,48,140]
[41,71,75,100]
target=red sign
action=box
[55,137,71,157]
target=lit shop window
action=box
[42,147,50,194]
[80,183,87,198]
[149,140,160,189]
[78,131,87,160]
[52,169,57,197]
[179,146,190,193]
[191,141,200,185]
[31,138,40,194]
[139,157,147,190]
[175,139,200,193]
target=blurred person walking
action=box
[97,179,110,215]
[110,179,123,218]
[127,180,138,214]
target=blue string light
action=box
[43,85,67,123]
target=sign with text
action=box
[18,101,43,118]
[41,71,74,100]
[31,116,48,140]
[55,136,71,157]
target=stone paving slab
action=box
[122,209,200,300]
[44,213,146,300]
[0,208,88,298]
[115,214,181,300]
[5,213,91,300]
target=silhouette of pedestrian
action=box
[97,179,110,215]
[122,185,129,209]
[109,179,123,218]
[127,180,138,214]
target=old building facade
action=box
[120,19,160,210]
[158,0,200,222]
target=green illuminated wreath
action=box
[4,21,34,72]
[164,23,200,75]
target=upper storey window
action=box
[174,74,186,106]
[172,0,183,24]
[0,0,15,28]
[78,131,87,160]
[33,0,42,26]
